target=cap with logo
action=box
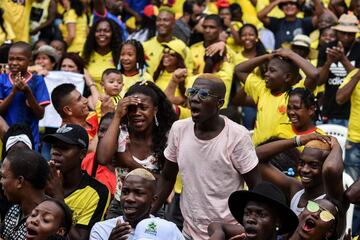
[43,124,89,149]
[133,218,184,240]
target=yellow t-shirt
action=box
[65,173,111,228]
[121,72,153,97]
[226,21,243,54]
[95,95,122,122]
[155,70,183,97]
[60,9,88,53]
[190,41,236,75]
[234,0,260,27]
[143,37,193,77]
[339,68,360,142]
[274,123,326,151]
[244,73,290,146]
[1,0,32,42]
[0,20,15,44]
[86,51,115,93]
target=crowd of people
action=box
[1,0,360,239]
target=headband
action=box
[6,134,33,152]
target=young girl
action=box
[25,199,73,240]
[153,41,187,106]
[118,39,153,96]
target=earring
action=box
[136,62,139,70]
[117,63,121,71]
[154,115,159,127]
[276,226,279,232]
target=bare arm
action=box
[208,222,245,240]
[65,23,76,45]
[68,227,89,240]
[336,69,360,104]
[257,0,281,26]
[231,86,256,107]
[311,0,325,26]
[322,137,344,201]
[23,85,45,119]
[31,0,56,34]
[234,54,272,84]
[151,160,178,213]
[243,165,262,190]
[344,178,360,205]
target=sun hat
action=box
[133,218,184,240]
[291,34,311,49]
[228,182,299,235]
[162,41,187,60]
[43,124,89,150]
[331,13,359,33]
[33,45,61,63]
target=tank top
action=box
[290,189,326,216]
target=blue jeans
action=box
[242,107,257,130]
[344,141,360,235]
[328,118,349,127]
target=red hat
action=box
[216,0,229,8]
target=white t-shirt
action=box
[90,216,134,240]
[164,116,259,240]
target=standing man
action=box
[152,74,261,240]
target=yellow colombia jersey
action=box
[85,51,115,93]
[60,9,88,53]
[120,72,154,97]
[143,37,193,78]
[65,173,110,227]
[339,68,360,142]
[190,41,236,75]
[155,70,183,97]
[95,95,122,122]
[1,0,32,42]
[244,73,290,146]
[274,122,326,152]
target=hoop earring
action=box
[155,115,159,127]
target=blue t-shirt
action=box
[93,10,128,41]
[268,17,314,49]
[0,73,50,150]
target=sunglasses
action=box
[185,87,220,101]
[163,48,176,55]
[306,201,335,222]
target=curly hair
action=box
[124,81,178,169]
[118,39,147,74]
[82,18,122,67]
[288,87,321,122]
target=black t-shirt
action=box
[317,41,360,119]
[268,17,314,49]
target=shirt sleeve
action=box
[163,124,179,163]
[339,68,359,89]
[33,75,50,106]
[0,75,5,101]
[244,73,264,104]
[231,129,259,174]
[64,9,77,24]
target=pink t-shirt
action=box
[164,116,258,240]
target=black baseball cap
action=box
[43,124,89,150]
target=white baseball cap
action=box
[133,218,184,240]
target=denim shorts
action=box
[344,140,360,181]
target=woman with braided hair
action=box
[96,81,177,218]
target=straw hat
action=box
[33,45,60,63]
[291,34,311,48]
[332,14,359,33]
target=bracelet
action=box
[294,135,301,147]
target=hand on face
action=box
[115,96,141,118]
[108,220,131,240]
[45,161,64,199]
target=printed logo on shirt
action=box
[278,105,286,114]
[144,221,157,236]
[328,61,356,86]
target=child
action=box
[0,41,50,150]
[95,68,123,122]
[118,39,153,97]
[235,48,319,146]
[25,198,73,240]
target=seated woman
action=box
[25,198,73,240]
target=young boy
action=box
[235,48,319,146]
[0,41,50,150]
[95,68,123,122]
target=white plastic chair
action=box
[343,172,355,232]
[317,124,348,160]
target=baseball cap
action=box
[43,124,89,149]
[133,218,184,240]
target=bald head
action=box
[304,140,331,161]
[195,74,226,99]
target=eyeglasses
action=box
[163,48,176,55]
[185,87,220,101]
[306,201,335,222]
